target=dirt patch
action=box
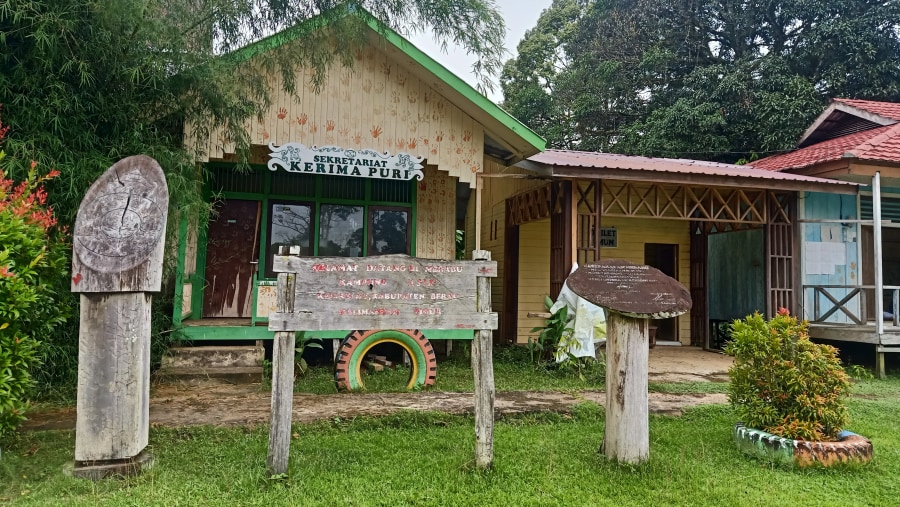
[23,382,727,431]
[22,347,733,431]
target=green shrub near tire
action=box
[334,329,436,391]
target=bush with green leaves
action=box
[725,310,850,441]
[529,296,571,364]
[0,122,69,439]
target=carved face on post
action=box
[72,155,168,293]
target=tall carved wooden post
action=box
[71,156,168,479]
[568,259,691,464]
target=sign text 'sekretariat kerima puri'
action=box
[268,142,425,181]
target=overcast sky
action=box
[409,0,554,103]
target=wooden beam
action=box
[552,167,859,195]
[472,250,495,469]
[267,272,297,477]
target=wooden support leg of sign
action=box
[267,272,296,476]
[472,250,495,470]
[601,312,650,464]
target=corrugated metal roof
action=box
[525,149,858,191]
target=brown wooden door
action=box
[203,199,261,318]
[690,224,709,347]
[645,243,678,342]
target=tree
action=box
[500,0,587,150]
[0,0,509,396]
[502,0,900,161]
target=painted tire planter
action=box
[334,329,437,391]
[733,423,873,467]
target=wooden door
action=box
[645,243,678,342]
[690,224,709,347]
[203,199,261,318]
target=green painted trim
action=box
[422,329,473,340]
[221,7,545,154]
[173,215,189,327]
[410,179,417,255]
[179,325,276,341]
[192,214,209,319]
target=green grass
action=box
[291,347,608,394]
[3,380,899,506]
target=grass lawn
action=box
[290,352,611,394]
[2,377,899,506]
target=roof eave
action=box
[517,161,860,195]
[799,101,897,146]
[369,18,545,162]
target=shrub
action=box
[0,119,69,439]
[725,310,850,441]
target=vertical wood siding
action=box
[597,216,693,343]
[416,166,456,259]
[181,219,199,319]
[516,219,551,343]
[186,45,485,187]
[479,159,546,322]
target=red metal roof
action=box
[750,124,900,171]
[834,98,900,121]
[525,149,858,191]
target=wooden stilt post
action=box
[567,259,691,465]
[602,313,650,462]
[267,269,296,476]
[472,249,495,469]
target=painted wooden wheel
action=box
[334,329,436,391]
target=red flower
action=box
[777,307,791,316]
[0,265,14,278]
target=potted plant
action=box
[725,309,872,467]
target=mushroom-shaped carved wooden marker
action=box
[567,259,691,464]
[72,155,168,480]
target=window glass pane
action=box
[318,204,364,257]
[371,209,410,255]
[267,203,312,277]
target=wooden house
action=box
[479,150,856,350]
[751,98,900,376]
[171,10,544,364]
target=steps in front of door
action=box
[158,345,264,384]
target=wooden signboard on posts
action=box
[266,249,498,475]
[268,254,498,331]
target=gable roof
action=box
[834,99,900,121]
[520,149,858,194]
[799,98,900,148]
[750,124,900,171]
[226,6,545,162]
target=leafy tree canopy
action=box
[0,0,507,396]
[501,0,900,161]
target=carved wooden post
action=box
[267,251,297,476]
[71,156,168,479]
[568,259,691,464]
[603,312,650,462]
[472,250,495,469]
